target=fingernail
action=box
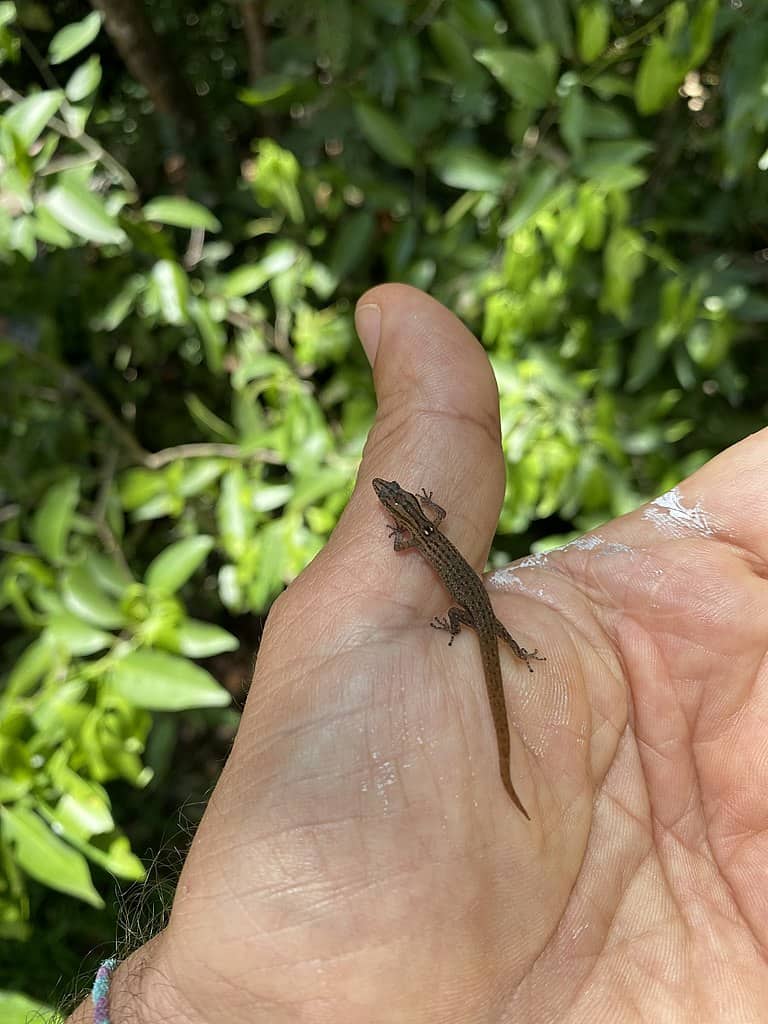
[355,303,381,366]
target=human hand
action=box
[76,285,768,1023]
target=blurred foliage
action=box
[1,0,768,1011]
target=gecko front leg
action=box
[431,605,475,646]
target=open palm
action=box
[90,286,768,1024]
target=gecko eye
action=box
[422,525,434,536]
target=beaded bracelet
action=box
[91,958,118,1024]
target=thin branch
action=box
[240,0,267,85]
[93,448,132,575]
[183,226,206,270]
[145,443,282,469]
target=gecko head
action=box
[372,478,399,500]
[372,478,430,531]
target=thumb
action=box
[353,284,506,568]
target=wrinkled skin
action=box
[71,285,768,1023]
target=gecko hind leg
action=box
[494,619,545,672]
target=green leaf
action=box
[600,227,646,321]
[499,164,560,235]
[238,74,299,105]
[5,636,54,700]
[221,244,298,298]
[42,181,126,245]
[175,619,239,658]
[635,37,681,115]
[475,45,557,109]
[151,259,190,325]
[143,196,221,232]
[109,649,230,710]
[48,10,102,64]
[72,831,145,880]
[86,552,133,596]
[145,535,215,594]
[178,459,228,496]
[431,146,508,191]
[190,298,226,373]
[90,274,144,330]
[34,206,75,247]
[0,990,59,1024]
[354,103,415,169]
[428,19,478,79]
[46,612,112,655]
[29,475,79,564]
[217,467,251,560]
[52,769,114,838]
[504,0,572,56]
[119,468,166,510]
[577,1,610,63]
[0,805,103,906]
[575,139,654,184]
[689,0,718,66]
[560,88,586,157]
[65,55,102,102]
[0,4,16,29]
[3,89,63,148]
[61,564,125,629]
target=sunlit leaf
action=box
[145,535,215,594]
[29,475,79,564]
[109,649,230,710]
[43,181,126,245]
[635,36,681,115]
[577,1,610,63]
[238,74,298,105]
[5,637,54,699]
[175,619,239,657]
[0,990,59,1024]
[3,90,63,148]
[48,10,102,64]
[65,55,102,102]
[46,612,112,655]
[190,297,227,373]
[0,3,16,29]
[221,244,298,298]
[431,146,508,191]
[61,564,125,629]
[143,196,221,232]
[1,806,103,906]
[151,259,190,325]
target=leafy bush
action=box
[1,0,767,1012]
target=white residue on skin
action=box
[374,759,397,807]
[563,534,633,556]
[493,536,634,595]
[489,567,542,596]
[642,486,713,537]
[569,534,605,551]
[516,552,549,569]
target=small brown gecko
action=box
[372,478,543,818]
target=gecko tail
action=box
[503,775,531,820]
